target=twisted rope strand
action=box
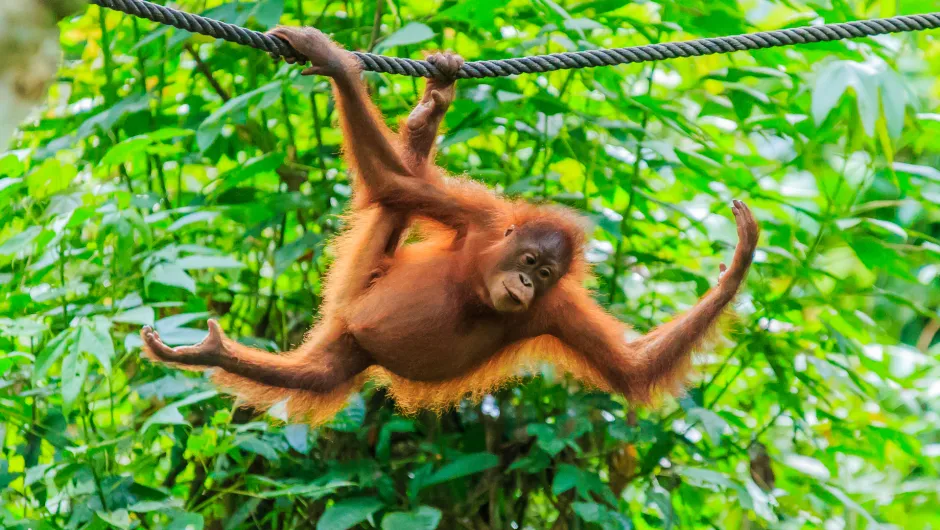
[89,0,940,79]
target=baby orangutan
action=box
[141,27,759,424]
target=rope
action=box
[89,0,940,79]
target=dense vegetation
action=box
[2,0,939,528]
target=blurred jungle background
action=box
[1,0,939,528]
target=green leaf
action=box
[102,136,153,165]
[147,263,196,293]
[678,467,735,491]
[274,231,322,277]
[572,502,603,522]
[77,317,114,373]
[96,509,132,529]
[142,391,217,432]
[61,348,88,409]
[863,218,907,241]
[563,18,605,31]
[284,424,310,454]
[156,312,212,332]
[437,0,501,29]
[0,177,23,199]
[75,94,150,140]
[572,502,630,530]
[317,497,385,530]
[552,464,582,495]
[216,153,286,192]
[507,451,551,473]
[374,23,435,52]
[126,499,184,513]
[197,81,283,151]
[0,226,41,256]
[26,158,75,199]
[812,60,880,136]
[528,424,567,456]
[145,128,195,142]
[549,464,614,503]
[33,330,73,382]
[0,318,46,338]
[254,480,354,499]
[784,454,831,480]
[376,418,415,461]
[0,358,13,376]
[813,62,852,125]
[171,390,219,409]
[237,436,280,461]
[112,306,155,326]
[329,394,366,432]
[175,255,245,270]
[0,155,25,177]
[686,407,728,442]
[381,506,441,530]
[165,511,204,530]
[168,211,220,232]
[821,484,878,525]
[879,68,906,139]
[253,0,285,27]
[424,453,499,487]
[850,67,880,137]
[893,162,940,183]
[223,498,261,530]
[647,483,675,529]
[141,406,188,432]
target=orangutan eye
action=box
[538,268,551,279]
[524,255,537,266]
[504,226,515,237]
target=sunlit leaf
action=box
[165,511,204,530]
[317,497,384,530]
[77,320,114,372]
[329,393,366,432]
[102,136,153,165]
[168,211,220,232]
[284,424,310,454]
[381,506,441,530]
[146,263,196,293]
[141,406,188,432]
[197,81,283,151]
[175,255,244,270]
[112,306,155,326]
[254,480,354,499]
[96,509,131,529]
[784,455,831,480]
[60,348,88,409]
[437,0,501,29]
[374,22,434,52]
[0,226,41,256]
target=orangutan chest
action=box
[347,278,507,381]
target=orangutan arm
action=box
[546,201,758,403]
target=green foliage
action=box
[2,0,939,528]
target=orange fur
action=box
[376,335,609,415]
[169,336,611,426]
[141,27,759,427]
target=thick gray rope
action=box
[89,0,940,79]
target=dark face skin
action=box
[485,223,573,313]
